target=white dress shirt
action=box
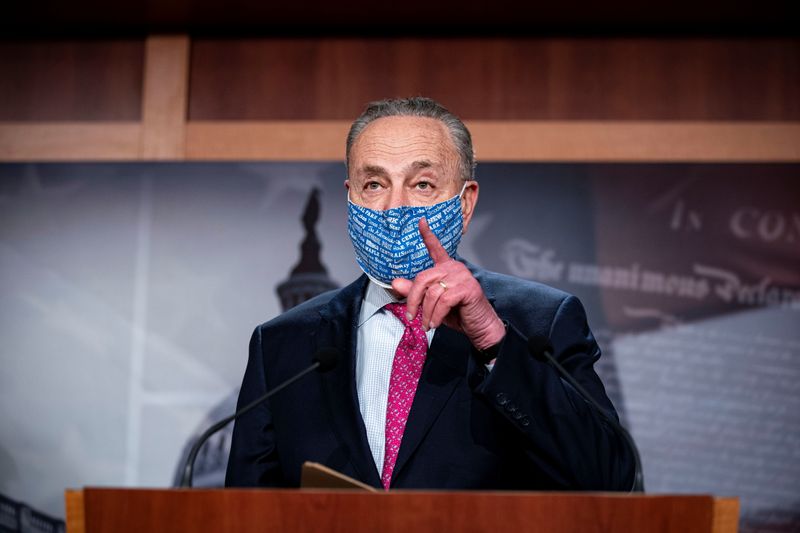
[355,280,436,472]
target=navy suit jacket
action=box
[226,263,634,490]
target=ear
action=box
[460,180,479,235]
[344,179,350,191]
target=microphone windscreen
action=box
[313,347,340,373]
[527,335,553,361]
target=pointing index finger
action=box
[419,217,451,264]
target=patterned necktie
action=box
[381,302,428,490]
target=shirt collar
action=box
[358,279,403,327]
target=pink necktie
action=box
[381,302,428,490]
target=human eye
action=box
[364,180,383,191]
[414,179,438,193]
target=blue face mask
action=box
[347,184,466,288]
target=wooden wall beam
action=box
[0,122,141,161]
[185,121,348,160]
[468,121,800,162]
[2,121,797,162]
[185,121,800,162]
[139,35,190,159]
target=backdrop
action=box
[0,162,797,532]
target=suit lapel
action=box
[391,324,471,480]
[316,276,383,487]
[391,261,498,483]
[315,262,496,488]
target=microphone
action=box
[179,347,340,488]
[527,335,645,493]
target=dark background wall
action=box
[1,37,798,122]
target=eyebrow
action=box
[361,165,390,178]
[408,160,433,173]
[359,160,435,177]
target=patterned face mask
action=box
[347,183,466,288]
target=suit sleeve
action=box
[475,295,635,491]
[225,325,287,487]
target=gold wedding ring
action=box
[438,280,448,291]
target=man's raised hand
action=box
[391,218,505,351]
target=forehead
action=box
[350,116,458,166]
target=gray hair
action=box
[346,97,476,182]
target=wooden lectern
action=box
[65,488,739,533]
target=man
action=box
[226,97,634,491]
